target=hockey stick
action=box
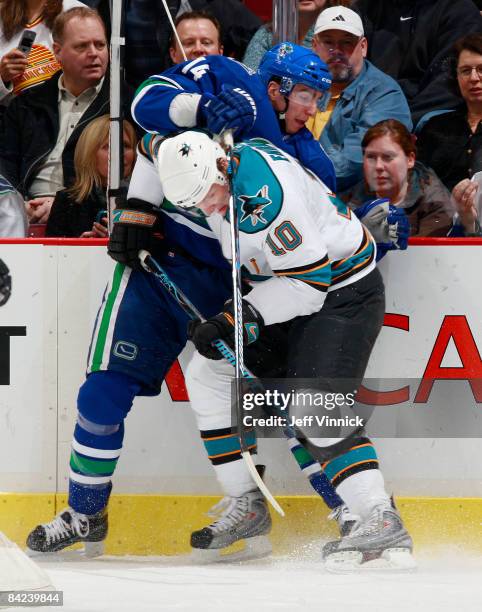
[160,0,187,62]
[220,130,286,518]
[138,250,285,517]
[108,0,126,233]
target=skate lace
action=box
[43,511,89,544]
[206,496,250,534]
[347,506,384,539]
[328,505,343,522]
[328,504,358,525]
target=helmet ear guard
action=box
[156,131,227,210]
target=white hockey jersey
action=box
[207,138,377,326]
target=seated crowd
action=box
[0,0,481,238]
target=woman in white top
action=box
[0,0,85,104]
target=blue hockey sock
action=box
[68,371,141,515]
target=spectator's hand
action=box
[81,219,109,238]
[0,49,29,84]
[26,196,55,223]
[26,196,55,224]
[452,179,478,233]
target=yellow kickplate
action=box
[1,494,481,556]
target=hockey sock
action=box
[321,438,390,518]
[336,469,391,520]
[201,427,258,497]
[286,437,343,509]
[68,371,142,515]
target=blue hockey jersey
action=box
[131,55,336,191]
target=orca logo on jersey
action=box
[239,185,271,227]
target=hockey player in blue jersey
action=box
[156,130,415,571]
[25,45,351,556]
[131,45,337,192]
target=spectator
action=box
[352,0,482,128]
[46,115,137,237]
[343,119,455,237]
[84,1,261,88]
[0,0,86,105]
[417,34,482,235]
[243,1,353,71]
[309,6,412,191]
[0,7,113,226]
[169,10,223,64]
[0,174,27,236]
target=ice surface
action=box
[7,547,482,612]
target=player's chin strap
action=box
[138,249,285,517]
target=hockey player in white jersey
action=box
[156,131,416,571]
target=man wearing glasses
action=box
[308,6,412,191]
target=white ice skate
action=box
[328,504,359,537]
[323,506,417,573]
[190,490,272,563]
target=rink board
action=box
[0,238,482,553]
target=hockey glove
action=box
[108,199,158,270]
[187,299,264,360]
[355,198,410,250]
[0,257,11,306]
[198,85,257,137]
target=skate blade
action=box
[325,547,417,574]
[191,535,272,564]
[26,541,104,562]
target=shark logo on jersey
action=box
[239,186,271,227]
[179,143,192,157]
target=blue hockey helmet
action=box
[258,42,332,96]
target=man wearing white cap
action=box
[308,6,412,191]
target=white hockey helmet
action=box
[156,131,227,209]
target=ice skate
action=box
[26,508,107,557]
[328,503,359,537]
[323,506,416,573]
[191,490,272,562]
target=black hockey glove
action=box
[108,199,158,270]
[0,258,12,306]
[187,299,264,360]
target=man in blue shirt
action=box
[309,6,412,191]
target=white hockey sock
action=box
[336,469,391,520]
[214,457,258,498]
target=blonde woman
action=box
[0,0,85,104]
[46,114,136,237]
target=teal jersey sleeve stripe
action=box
[331,228,375,285]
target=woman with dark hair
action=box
[416,34,482,235]
[344,119,454,237]
[0,0,85,104]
